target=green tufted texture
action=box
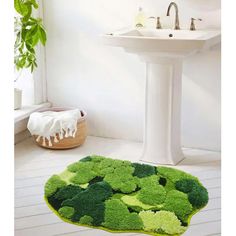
[45,155,209,236]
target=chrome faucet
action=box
[166,2,180,30]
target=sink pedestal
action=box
[140,57,184,165]
[103,27,220,165]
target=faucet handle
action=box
[156,17,162,29]
[191,18,203,22]
[148,16,162,29]
[190,18,203,31]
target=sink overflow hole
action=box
[169,34,173,38]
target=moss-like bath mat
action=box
[44,156,209,236]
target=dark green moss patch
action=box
[175,179,199,193]
[54,185,83,201]
[80,156,92,162]
[47,192,63,211]
[132,163,156,178]
[45,155,209,235]
[62,181,112,226]
[176,179,209,209]
[159,177,167,186]
[188,185,208,209]
[88,176,104,186]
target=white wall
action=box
[15,70,34,106]
[43,0,221,151]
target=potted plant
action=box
[14,0,47,109]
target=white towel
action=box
[27,109,81,146]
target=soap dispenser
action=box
[135,7,145,27]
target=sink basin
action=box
[103,28,221,56]
[119,28,218,39]
[102,28,221,165]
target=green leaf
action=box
[38,27,47,46]
[31,31,40,47]
[28,0,39,9]
[29,17,38,22]
[25,25,38,40]
[23,3,32,22]
[19,43,24,53]
[18,57,27,68]
[21,28,27,41]
[25,43,35,53]
[30,64,34,73]
[25,61,31,68]
[14,0,29,16]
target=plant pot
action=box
[14,88,22,110]
[32,107,88,150]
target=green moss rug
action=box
[44,156,209,236]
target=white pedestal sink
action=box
[102,28,221,165]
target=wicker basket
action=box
[33,107,87,150]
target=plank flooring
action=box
[15,136,221,236]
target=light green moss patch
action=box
[157,167,197,183]
[139,210,186,235]
[79,215,94,225]
[79,183,89,189]
[163,190,193,222]
[58,206,75,219]
[121,195,160,211]
[103,199,143,230]
[137,184,166,205]
[136,175,166,205]
[68,161,97,184]
[137,175,160,188]
[59,170,76,184]
[104,166,137,193]
[44,175,67,197]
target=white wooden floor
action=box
[15,136,221,236]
